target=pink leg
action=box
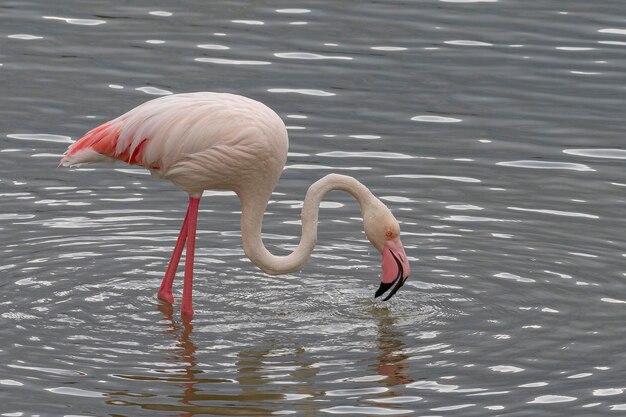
[181,196,200,319]
[157,205,190,304]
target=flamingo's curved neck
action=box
[238,173,376,275]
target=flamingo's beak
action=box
[375,237,410,301]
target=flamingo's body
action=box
[61,93,410,319]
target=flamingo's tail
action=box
[60,121,121,167]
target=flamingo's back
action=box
[61,92,289,196]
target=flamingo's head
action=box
[363,200,411,301]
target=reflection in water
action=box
[107,304,275,416]
[107,304,322,416]
[371,306,414,389]
[103,306,415,415]
[158,303,201,416]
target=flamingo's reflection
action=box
[106,304,320,416]
[157,303,282,416]
[106,304,409,415]
[371,305,413,388]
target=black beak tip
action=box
[374,276,408,301]
[382,276,407,301]
[375,280,395,298]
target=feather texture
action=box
[61,92,288,195]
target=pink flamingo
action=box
[60,92,410,319]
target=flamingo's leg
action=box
[181,196,200,319]
[157,205,190,304]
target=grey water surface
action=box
[1,0,625,416]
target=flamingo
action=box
[60,92,410,319]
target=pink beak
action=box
[375,237,411,301]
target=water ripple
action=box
[319,151,413,159]
[563,148,626,159]
[46,386,105,397]
[326,387,388,396]
[8,363,84,377]
[528,395,577,404]
[321,406,412,415]
[507,206,599,219]
[443,215,518,222]
[149,11,172,16]
[0,379,23,386]
[593,388,623,396]
[556,47,595,51]
[489,365,525,373]
[599,40,626,46]
[519,382,549,388]
[445,40,493,46]
[285,164,371,171]
[601,297,626,304]
[195,57,272,65]
[8,34,44,40]
[276,9,311,14]
[349,135,381,139]
[598,28,626,35]
[231,20,264,25]
[431,403,476,411]
[268,88,335,96]
[494,272,536,283]
[7,133,73,143]
[411,115,462,123]
[371,46,407,51]
[197,44,230,50]
[368,396,422,404]
[387,174,479,182]
[446,204,483,210]
[496,160,594,171]
[42,16,106,26]
[135,86,172,95]
[274,52,352,60]
[407,380,486,393]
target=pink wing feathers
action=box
[60,114,158,168]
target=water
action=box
[1,0,625,415]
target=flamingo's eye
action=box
[385,230,393,239]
